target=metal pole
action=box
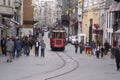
[89,19,93,43]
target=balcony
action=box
[0,5,14,16]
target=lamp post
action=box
[68,8,71,37]
[89,19,93,43]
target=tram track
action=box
[44,51,80,80]
[17,51,79,80]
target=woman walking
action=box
[40,40,46,57]
[74,40,79,53]
[96,45,100,59]
[35,39,40,56]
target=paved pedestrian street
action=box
[0,33,120,80]
[0,44,120,80]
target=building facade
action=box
[82,0,114,45]
[22,0,37,36]
[69,0,78,35]
[44,1,53,27]
[0,0,22,38]
[109,0,120,46]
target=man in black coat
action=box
[114,45,120,71]
[1,37,7,56]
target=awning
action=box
[114,29,120,34]
[109,2,120,12]
[10,19,20,25]
[4,17,21,27]
[93,29,103,34]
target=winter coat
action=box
[15,40,22,50]
[35,41,40,48]
[6,40,14,52]
[40,42,46,49]
[1,39,6,47]
[114,48,120,62]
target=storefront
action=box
[109,1,120,46]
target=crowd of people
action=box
[1,35,46,63]
[74,40,111,58]
[0,35,119,71]
[73,40,120,71]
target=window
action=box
[8,0,11,6]
[3,0,6,5]
[93,0,98,4]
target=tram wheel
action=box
[61,48,65,51]
[51,48,54,51]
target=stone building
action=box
[109,0,120,46]
[0,0,22,38]
[69,0,78,35]
[82,0,114,45]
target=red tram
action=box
[50,26,66,51]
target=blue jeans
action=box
[23,46,28,55]
[41,48,45,57]
[16,48,21,57]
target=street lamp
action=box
[68,8,72,36]
[89,19,93,43]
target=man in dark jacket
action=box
[15,37,22,57]
[35,39,40,56]
[104,40,110,55]
[1,37,7,56]
[114,45,120,71]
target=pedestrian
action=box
[1,37,7,56]
[90,40,97,55]
[12,37,16,59]
[74,40,79,53]
[100,45,105,58]
[22,36,30,56]
[96,45,100,59]
[15,37,22,58]
[28,35,34,49]
[104,40,110,55]
[6,38,14,62]
[79,40,84,54]
[40,40,46,57]
[114,45,120,71]
[35,39,40,56]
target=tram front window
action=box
[57,33,62,38]
[52,32,65,39]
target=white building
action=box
[33,0,62,28]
